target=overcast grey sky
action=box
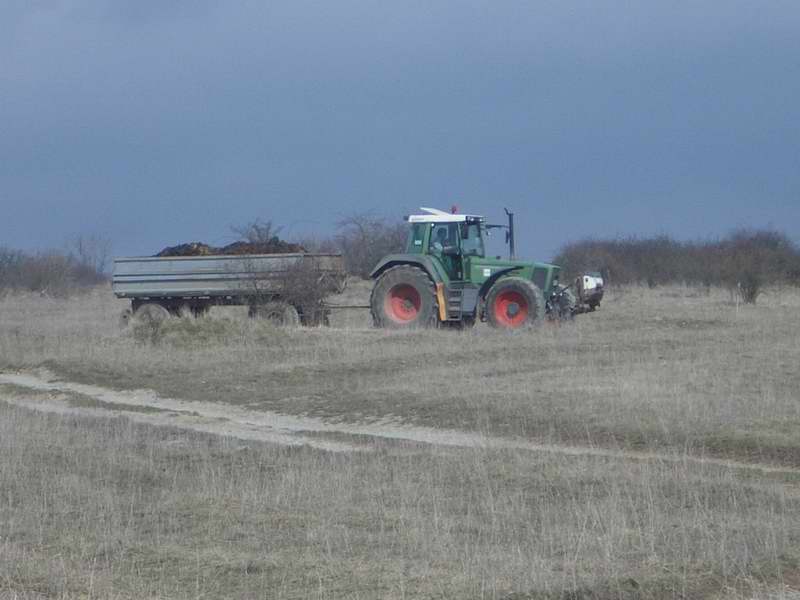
[1,1,798,260]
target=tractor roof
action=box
[406,207,484,224]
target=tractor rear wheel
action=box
[370,265,438,329]
[485,278,545,329]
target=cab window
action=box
[428,223,459,254]
[405,223,426,254]
[460,222,485,257]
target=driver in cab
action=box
[431,227,453,254]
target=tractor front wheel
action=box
[485,278,545,329]
[370,265,438,329]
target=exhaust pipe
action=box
[504,208,515,260]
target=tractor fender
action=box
[477,266,523,300]
[369,255,445,284]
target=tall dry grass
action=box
[1,401,798,599]
[1,282,800,597]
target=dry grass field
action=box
[0,282,799,599]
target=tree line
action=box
[553,229,800,303]
[0,235,110,297]
[3,219,797,306]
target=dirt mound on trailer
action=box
[156,239,306,257]
[220,240,306,255]
[155,242,215,257]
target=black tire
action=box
[370,265,438,329]
[485,277,545,329]
[249,302,301,327]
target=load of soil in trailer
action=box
[155,239,306,257]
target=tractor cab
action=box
[404,209,486,282]
[403,208,559,294]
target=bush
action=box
[718,230,798,303]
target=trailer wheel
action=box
[134,302,171,324]
[370,265,438,329]
[485,278,544,329]
[249,302,301,327]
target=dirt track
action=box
[1,369,799,477]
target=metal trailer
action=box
[113,253,347,326]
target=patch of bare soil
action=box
[1,370,800,479]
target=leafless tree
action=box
[69,234,112,278]
[231,219,282,244]
[335,213,407,278]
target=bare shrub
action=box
[231,218,282,244]
[129,317,165,345]
[21,252,79,297]
[0,246,25,295]
[0,239,109,298]
[335,213,407,278]
[69,234,112,279]
[239,255,343,325]
[128,305,169,345]
[719,229,797,304]
[279,257,338,325]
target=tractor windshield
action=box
[460,221,485,257]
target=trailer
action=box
[113,252,346,326]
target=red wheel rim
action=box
[385,284,421,323]
[494,290,529,327]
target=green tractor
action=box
[370,207,604,329]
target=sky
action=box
[1,0,799,261]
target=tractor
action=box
[369,207,604,329]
